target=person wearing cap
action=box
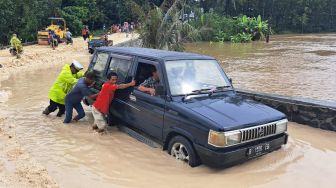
[43,60,85,117]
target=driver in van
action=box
[138,66,160,96]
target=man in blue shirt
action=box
[64,72,97,123]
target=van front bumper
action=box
[194,133,288,167]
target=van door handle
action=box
[130,94,136,102]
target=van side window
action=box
[91,52,109,90]
[135,62,164,97]
[93,52,109,73]
[109,58,132,83]
[135,63,156,86]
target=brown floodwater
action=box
[185,33,336,102]
[1,56,336,188]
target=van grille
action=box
[241,123,277,142]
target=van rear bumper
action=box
[194,133,288,167]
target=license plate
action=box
[246,142,270,158]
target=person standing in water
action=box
[43,60,84,117]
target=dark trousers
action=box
[64,102,85,123]
[47,99,65,115]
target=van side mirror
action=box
[229,78,233,84]
[155,85,165,96]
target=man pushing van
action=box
[43,60,84,117]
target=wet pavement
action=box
[185,33,336,102]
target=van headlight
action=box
[208,130,241,147]
[276,119,288,134]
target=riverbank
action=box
[0,33,138,187]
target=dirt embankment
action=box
[0,33,137,187]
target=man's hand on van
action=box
[129,80,136,87]
[138,85,156,96]
[117,80,136,89]
[149,88,156,96]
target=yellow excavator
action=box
[37,17,67,45]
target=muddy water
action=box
[1,61,336,188]
[185,33,336,102]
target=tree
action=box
[130,0,199,51]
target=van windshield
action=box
[165,60,231,96]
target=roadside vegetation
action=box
[190,14,269,43]
[1,0,335,47]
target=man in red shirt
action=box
[92,72,135,132]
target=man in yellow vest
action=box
[43,60,85,117]
[10,34,23,56]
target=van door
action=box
[88,51,110,92]
[106,54,134,122]
[127,59,165,141]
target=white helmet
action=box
[71,60,84,70]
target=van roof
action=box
[97,47,216,61]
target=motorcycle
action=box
[66,37,73,45]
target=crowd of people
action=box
[111,21,136,37]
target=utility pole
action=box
[331,6,333,31]
[118,0,121,25]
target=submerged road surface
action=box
[0,60,336,188]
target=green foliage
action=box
[230,32,252,43]
[136,0,199,51]
[1,0,336,45]
[215,30,229,42]
[190,12,268,43]
[57,6,89,35]
[0,0,63,45]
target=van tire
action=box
[168,136,201,167]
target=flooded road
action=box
[1,58,336,187]
[185,33,336,102]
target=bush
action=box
[230,33,252,43]
[191,13,269,43]
[199,27,214,41]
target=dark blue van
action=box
[87,47,288,167]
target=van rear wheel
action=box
[168,136,201,167]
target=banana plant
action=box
[127,0,199,51]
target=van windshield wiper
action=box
[207,85,232,96]
[181,88,214,101]
[177,86,232,100]
[214,85,231,91]
[191,88,215,93]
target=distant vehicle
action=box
[86,47,289,167]
[37,17,66,45]
[87,39,113,54]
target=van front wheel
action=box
[168,136,201,167]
